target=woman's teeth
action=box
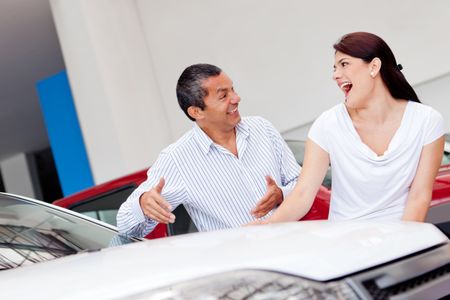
[340,82,352,95]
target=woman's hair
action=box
[333,32,420,103]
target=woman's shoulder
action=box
[314,103,343,124]
[407,101,442,121]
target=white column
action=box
[1,153,38,199]
[49,0,172,184]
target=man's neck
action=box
[200,125,238,156]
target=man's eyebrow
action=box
[216,87,229,93]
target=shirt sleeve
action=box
[262,118,300,198]
[424,108,445,145]
[307,111,330,153]
[116,152,187,237]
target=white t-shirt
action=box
[308,101,444,221]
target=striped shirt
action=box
[117,116,300,236]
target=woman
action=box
[267,32,444,222]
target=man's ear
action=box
[187,106,204,120]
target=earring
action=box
[370,71,374,77]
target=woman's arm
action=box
[268,138,330,223]
[402,136,445,222]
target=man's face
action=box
[197,72,241,133]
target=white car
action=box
[1,216,449,299]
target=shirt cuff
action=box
[131,193,147,223]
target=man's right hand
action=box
[139,177,176,224]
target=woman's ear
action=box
[370,57,382,77]
[187,106,204,121]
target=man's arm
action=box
[249,139,329,225]
[116,153,186,237]
[251,118,300,218]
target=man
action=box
[117,64,299,237]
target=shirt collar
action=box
[193,120,250,155]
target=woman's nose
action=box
[332,69,340,81]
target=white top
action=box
[308,101,444,220]
[117,116,300,236]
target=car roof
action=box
[53,168,148,207]
[0,220,446,299]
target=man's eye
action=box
[220,94,227,99]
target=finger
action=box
[151,195,175,219]
[142,192,175,222]
[254,195,279,217]
[150,189,172,210]
[154,177,165,194]
[265,175,276,187]
[251,194,270,214]
[147,206,173,224]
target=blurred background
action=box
[0,0,449,203]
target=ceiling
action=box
[0,0,65,162]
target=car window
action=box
[0,193,137,270]
[285,140,332,189]
[69,185,136,226]
[442,151,450,166]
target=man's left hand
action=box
[251,176,283,218]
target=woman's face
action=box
[332,51,374,108]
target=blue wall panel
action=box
[37,71,94,196]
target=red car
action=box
[53,140,450,238]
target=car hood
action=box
[1,221,447,299]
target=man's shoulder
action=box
[241,116,271,128]
[161,129,197,155]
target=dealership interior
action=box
[0,0,449,204]
[1,1,450,299]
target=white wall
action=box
[1,153,36,198]
[50,0,172,183]
[136,0,450,137]
[415,72,450,133]
[51,0,450,183]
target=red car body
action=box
[53,164,450,239]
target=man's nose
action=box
[231,92,240,104]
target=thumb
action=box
[265,175,275,187]
[154,177,165,194]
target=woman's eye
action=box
[341,62,348,67]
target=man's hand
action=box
[245,219,270,226]
[139,178,175,224]
[251,176,283,218]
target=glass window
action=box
[69,185,136,226]
[0,194,137,270]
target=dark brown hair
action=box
[176,64,222,121]
[334,32,420,103]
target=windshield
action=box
[0,193,137,271]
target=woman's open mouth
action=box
[340,81,353,97]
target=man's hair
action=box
[176,64,222,121]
